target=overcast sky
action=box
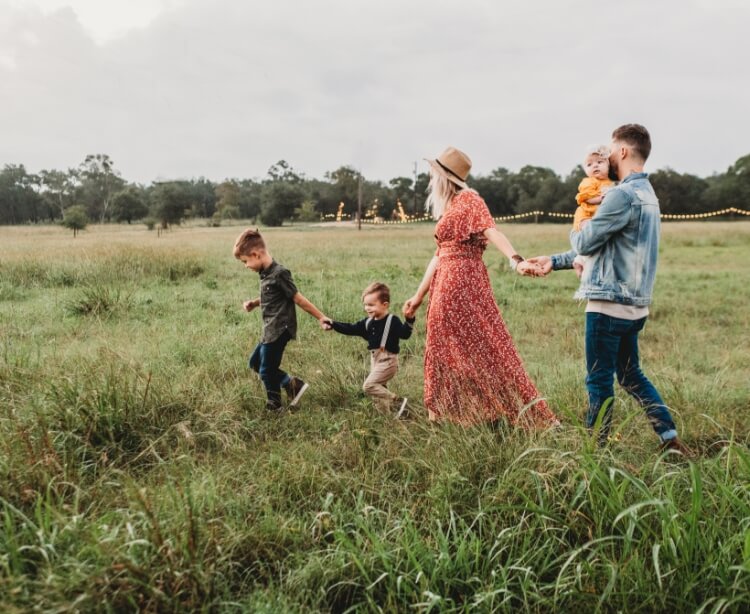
[1,0,749,184]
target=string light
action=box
[660,207,750,220]
[319,207,750,224]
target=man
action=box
[527,124,690,453]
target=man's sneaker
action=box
[284,377,309,407]
[659,437,693,457]
[395,397,409,419]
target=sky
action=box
[1,0,749,185]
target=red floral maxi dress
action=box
[424,190,558,428]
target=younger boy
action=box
[573,146,615,274]
[325,282,415,417]
[234,228,330,411]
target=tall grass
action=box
[0,221,749,611]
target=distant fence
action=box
[323,207,750,225]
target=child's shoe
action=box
[284,377,309,407]
[659,437,693,458]
[266,393,283,412]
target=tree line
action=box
[1,153,749,229]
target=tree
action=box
[703,154,750,212]
[366,181,396,220]
[267,160,303,184]
[39,169,78,219]
[511,166,562,217]
[178,178,218,218]
[0,164,44,224]
[325,166,360,215]
[78,154,125,223]
[294,200,319,222]
[472,168,515,217]
[650,169,709,215]
[260,181,304,226]
[389,176,414,212]
[150,182,191,228]
[111,186,149,223]
[238,181,262,219]
[414,172,430,215]
[61,205,88,237]
[304,178,338,216]
[215,181,241,219]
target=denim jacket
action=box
[551,172,660,306]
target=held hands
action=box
[515,260,545,277]
[523,256,553,276]
[320,316,333,330]
[403,295,422,319]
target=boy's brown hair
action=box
[233,228,266,258]
[612,124,651,162]
[362,282,390,304]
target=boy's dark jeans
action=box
[249,330,292,405]
[585,312,677,444]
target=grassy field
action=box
[1,220,749,612]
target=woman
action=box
[404,146,558,428]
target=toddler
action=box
[326,282,414,417]
[573,146,615,272]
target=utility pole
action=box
[357,172,363,231]
[413,161,418,215]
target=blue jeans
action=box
[585,312,677,444]
[248,330,292,404]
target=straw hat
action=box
[426,146,471,189]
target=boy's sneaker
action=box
[659,437,694,458]
[284,377,309,407]
[265,398,283,412]
[394,397,409,419]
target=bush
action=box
[61,205,88,237]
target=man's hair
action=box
[612,124,651,162]
[362,281,390,304]
[233,228,266,258]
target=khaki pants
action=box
[363,350,398,411]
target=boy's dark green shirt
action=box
[259,260,298,343]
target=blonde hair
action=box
[583,144,610,164]
[426,170,461,219]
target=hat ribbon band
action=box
[435,158,466,182]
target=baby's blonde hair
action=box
[584,144,610,164]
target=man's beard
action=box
[608,162,619,182]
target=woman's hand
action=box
[516,260,545,277]
[403,295,422,318]
[525,256,552,275]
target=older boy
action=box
[527,124,690,454]
[234,228,330,411]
